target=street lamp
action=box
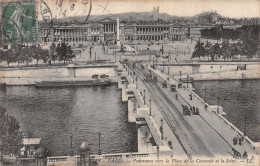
[156,146,160,160]
[186,75,189,88]
[136,77,138,89]
[143,89,146,105]
[90,46,93,64]
[217,97,220,114]
[70,133,74,156]
[204,88,207,98]
[149,98,152,116]
[179,70,182,81]
[98,132,102,155]
[160,118,164,140]
[168,65,169,74]
[163,61,165,73]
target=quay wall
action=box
[0,66,116,85]
[159,63,260,80]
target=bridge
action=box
[46,62,259,166]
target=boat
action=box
[35,79,111,88]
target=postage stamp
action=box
[1,0,37,44]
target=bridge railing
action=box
[149,66,259,154]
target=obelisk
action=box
[117,17,120,46]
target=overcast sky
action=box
[41,0,260,19]
[92,0,260,18]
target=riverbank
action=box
[0,64,118,85]
[157,62,260,81]
[186,69,260,81]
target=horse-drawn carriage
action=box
[178,83,182,89]
[162,80,167,88]
[144,71,153,82]
[152,75,157,82]
[171,84,176,92]
[182,105,191,116]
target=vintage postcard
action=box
[0,0,259,165]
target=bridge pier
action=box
[128,98,137,123]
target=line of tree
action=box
[200,25,260,41]
[0,43,75,67]
[192,39,260,61]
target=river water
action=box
[193,79,260,142]
[1,79,259,157]
[0,84,137,156]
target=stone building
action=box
[38,17,214,46]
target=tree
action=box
[49,43,57,65]
[56,43,75,65]
[20,47,33,67]
[192,41,205,60]
[31,45,41,66]
[3,49,15,67]
[221,40,231,61]
[211,43,221,61]
[204,41,212,61]
[0,107,23,156]
[41,49,50,66]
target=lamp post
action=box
[149,98,152,116]
[217,97,220,114]
[0,141,2,163]
[136,77,138,89]
[186,75,189,88]
[168,65,169,74]
[89,46,93,64]
[153,57,155,69]
[160,118,164,140]
[98,132,102,155]
[70,133,74,156]
[244,117,247,137]
[156,146,160,160]
[163,61,165,73]
[143,89,146,105]
[179,70,182,81]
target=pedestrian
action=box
[189,94,192,100]
[243,150,248,159]
[204,104,208,111]
[190,107,193,114]
[196,108,199,115]
[233,137,237,145]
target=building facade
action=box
[38,18,215,46]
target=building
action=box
[187,24,214,41]
[38,17,215,46]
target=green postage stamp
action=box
[1,0,37,44]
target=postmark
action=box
[1,0,38,44]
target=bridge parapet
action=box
[148,66,259,155]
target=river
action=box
[0,84,137,156]
[193,79,260,142]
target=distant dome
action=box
[80,142,88,151]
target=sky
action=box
[91,0,260,18]
[38,0,260,19]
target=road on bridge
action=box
[129,64,233,158]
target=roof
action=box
[23,138,41,145]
